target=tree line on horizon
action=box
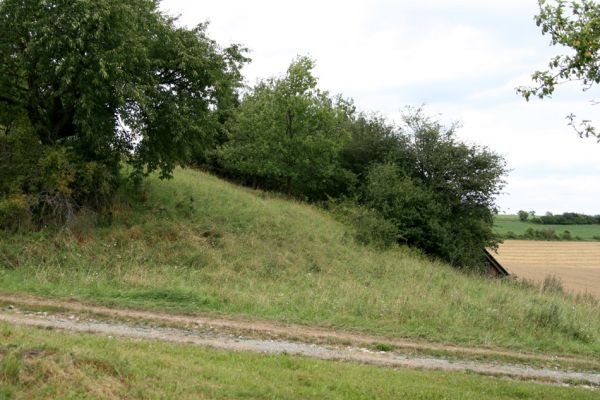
[518,210,600,225]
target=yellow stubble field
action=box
[493,240,600,298]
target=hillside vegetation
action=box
[1,169,599,358]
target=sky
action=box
[160,0,600,214]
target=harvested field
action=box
[494,240,600,298]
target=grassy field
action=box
[494,214,600,240]
[0,323,596,400]
[0,169,599,359]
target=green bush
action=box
[364,162,500,268]
[326,201,398,249]
[560,230,573,240]
[0,128,119,228]
[352,208,399,249]
[0,193,30,231]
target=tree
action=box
[0,0,247,225]
[218,57,354,199]
[0,0,247,180]
[339,113,409,179]
[518,0,600,139]
[363,109,507,268]
[518,210,529,221]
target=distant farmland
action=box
[494,215,600,240]
[494,240,600,298]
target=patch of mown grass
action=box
[0,323,597,400]
[0,169,599,360]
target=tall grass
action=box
[1,168,599,358]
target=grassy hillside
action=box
[1,169,599,358]
[2,323,595,400]
[494,214,600,240]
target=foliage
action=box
[326,200,399,248]
[0,126,118,225]
[518,210,529,222]
[218,57,353,199]
[339,113,408,179]
[0,0,247,222]
[518,0,600,139]
[0,193,30,231]
[362,110,507,268]
[494,214,600,240]
[533,211,600,225]
[524,227,559,240]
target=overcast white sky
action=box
[161,0,600,214]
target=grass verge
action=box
[0,323,598,399]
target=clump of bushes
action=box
[0,128,118,230]
[500,228,583,241]
[0,194,30,231]
[523,210,600,225]
[327,201,399,249]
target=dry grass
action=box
[494,240,600,298]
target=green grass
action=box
[1,169,599,359]
[0,323,596,400]
[494,214,600,240]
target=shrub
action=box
[352,208,400,249]
[559,230,573,240]
[0,128,119,229]
[326,200,399,249]
[0,193,30,231]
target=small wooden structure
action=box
[483,249,509,277]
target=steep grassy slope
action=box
[0,169,599,357]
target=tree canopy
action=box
[518,0,600,139]
[362,110,507,267]
[0,0,247,178]
[218,57,354,199]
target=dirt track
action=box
[0,293,599,388]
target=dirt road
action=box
[0,293,599,388]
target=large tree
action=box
[0,0,247,178]
[518,0,600,139]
